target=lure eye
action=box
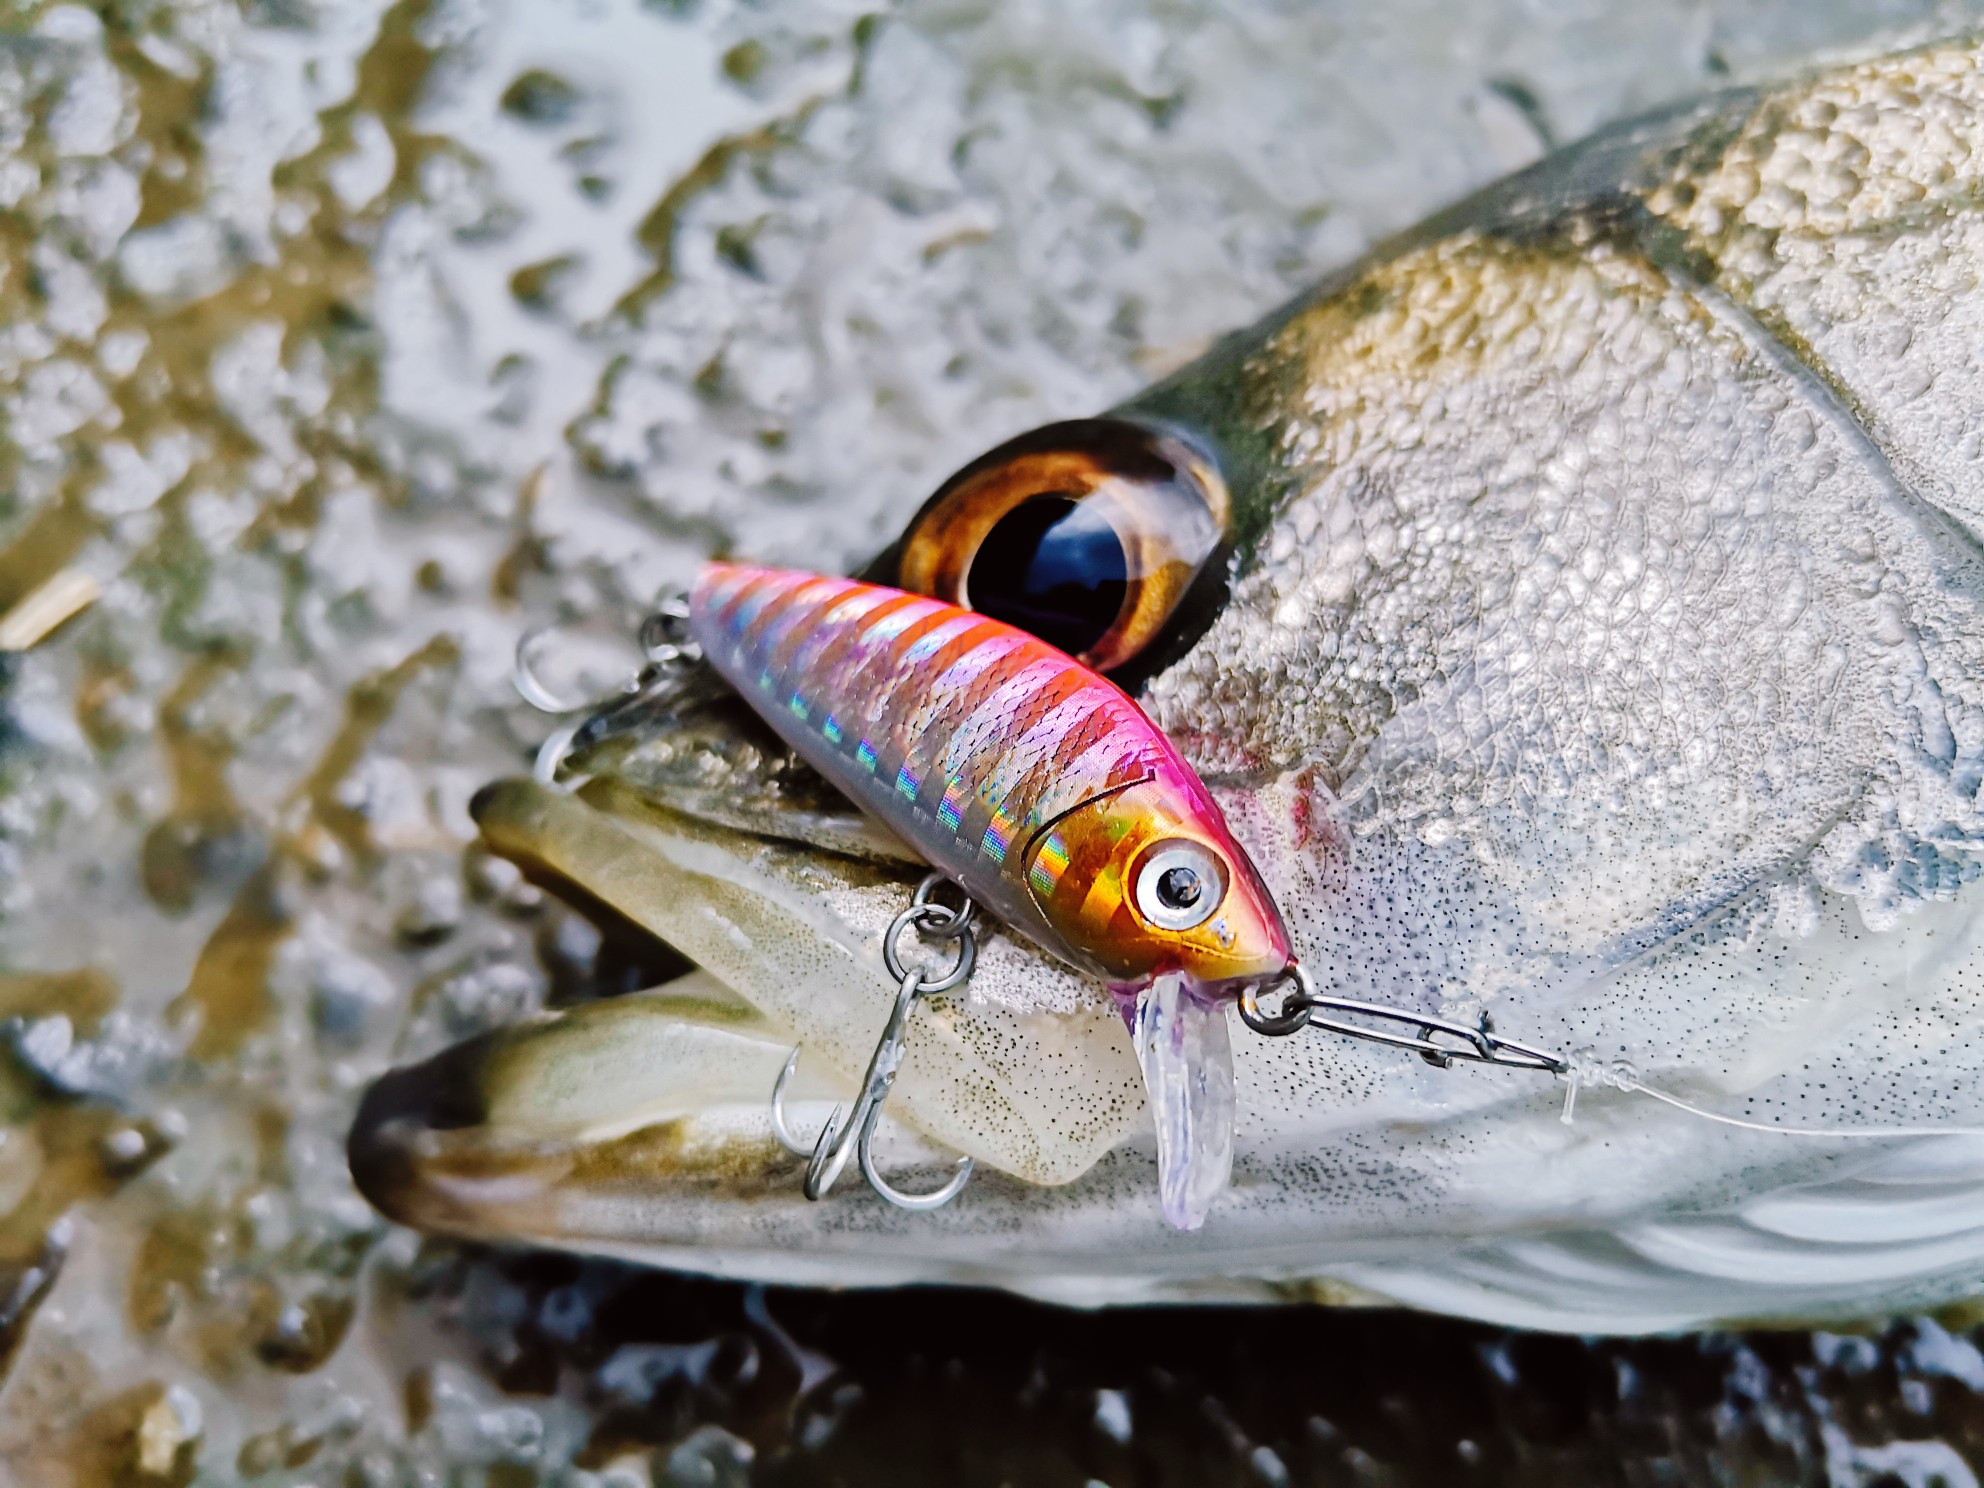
[1131,840,1228,932]
[897,419,1227,673]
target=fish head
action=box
[353,41,1984,1328]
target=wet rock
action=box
[500,70,583,127]
[394,874,463,947]
[307,952,398,1046]
[6,1012,178,1100]
[436,958,538,1038]
[465,847,545,916]
[660,1423,754,1488]
[133,1384,202,1483]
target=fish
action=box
[352,36,1984,1332]
[689,561,1291,1228]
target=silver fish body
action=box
[354,38,1984,1332]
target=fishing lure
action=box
[690,561,1292,1229]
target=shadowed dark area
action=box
[398,1243,1984,1487]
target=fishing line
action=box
[1556,1050,1984,1141]
[1244,967,1984,1145]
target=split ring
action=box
[1237,961,1317,1037]
[882,898,977,992]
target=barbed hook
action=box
[769,875,977,1211]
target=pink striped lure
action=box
[689,561,1292,1228]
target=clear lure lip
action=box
[1120,974,1236,1231]
[687,561,1291,1225]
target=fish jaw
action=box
[457,775,1144,1188]
[1114,973,1237,1231]
[347,771,1984,1331]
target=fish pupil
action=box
[968,495,1127,659]
[1157,866,1202,909]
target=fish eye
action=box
[1130,840,1228,932]
[896,419,1227,672]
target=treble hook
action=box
[523,591,704,789]
[513,626,592,714]
[770,875,977,1211]
[638,594,696,664]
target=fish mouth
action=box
[340,665,1984,1326]
[348,757,1154,1263]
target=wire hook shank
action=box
[768,875,977,1209]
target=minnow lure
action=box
[689,561,1292,1228]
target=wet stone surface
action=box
[5,0,1984,1482]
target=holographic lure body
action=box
[690,561,1292,1227]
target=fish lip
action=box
[455,775,1142,1187]
[346,1035,495,1231]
